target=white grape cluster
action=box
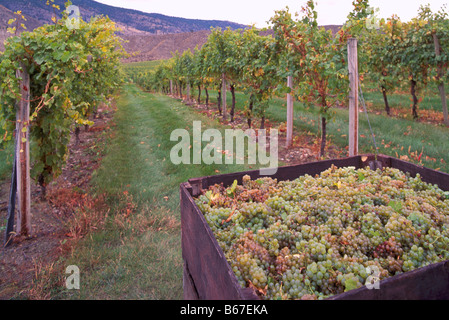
[195,166,449,300]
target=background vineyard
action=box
[127,60,449,173]
[126,0,449,173]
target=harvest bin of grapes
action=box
[180,154,449,300]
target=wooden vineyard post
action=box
[433,34,449,126]
[15,63,32,236]
[186,80,191,103]
[222,73,227,120]
[178,81,182,99]
[348,38,359,157]
[286,76,294,148]
[170,79,173,96]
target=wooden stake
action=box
[348,38,359,157]
[286,76,294,148]
[433,33,449,126]
[222,73,227,120]
[186,80,191,102]
[15,63,31,236]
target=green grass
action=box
[0,126,14,180]
[55,84,256,300]
[362,85,448,114]
[0,143,13,180]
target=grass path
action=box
[59,84,253,299]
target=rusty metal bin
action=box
[180,154,449,300]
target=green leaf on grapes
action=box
[370,230,381,237]
[227,180,238,197]
[408,212,420,223]
[344,277,359,292]
[388,200,402,213]
[358,172,365,181]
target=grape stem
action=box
[222,199,238,224]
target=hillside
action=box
[120,25,343,63]
[0,4,42,51]
[121,30,212,63]
[0,1,342,63]
[0,4,41,30]
[0,0,248,34]
[0,0,248,59]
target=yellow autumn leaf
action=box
[418,20,427,27]
[255,68,264,77]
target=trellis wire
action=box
[358,78,379,160]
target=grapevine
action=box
[0,2,126,194]
[195,165,449,300]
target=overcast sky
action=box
[95,0,448,27]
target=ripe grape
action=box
[194,167,449,300]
